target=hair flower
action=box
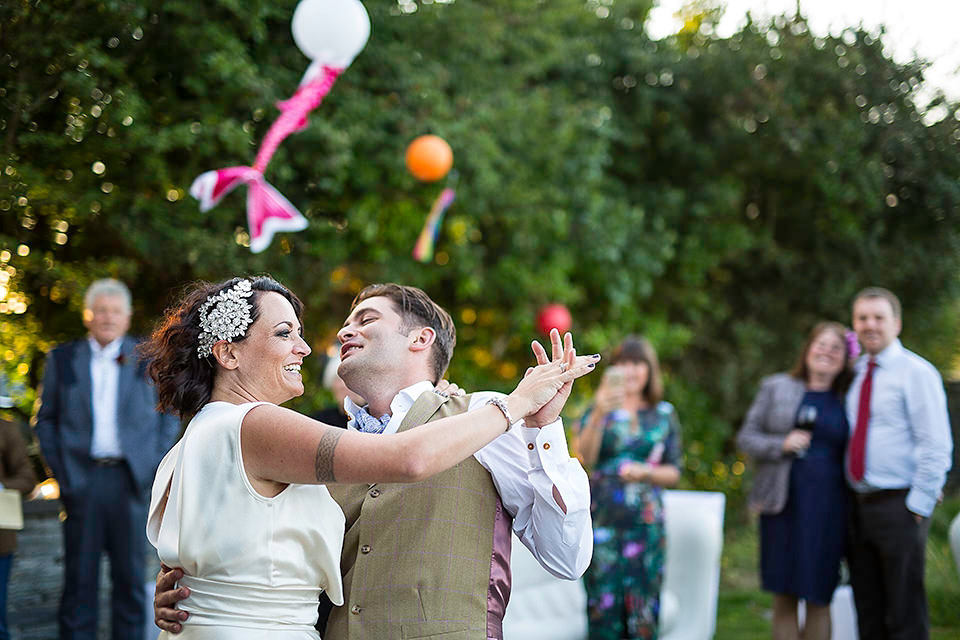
[845,329,861,360]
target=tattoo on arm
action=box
[314,429,343,482]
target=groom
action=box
[155,283,593,639]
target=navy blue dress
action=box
[760,390,849,605]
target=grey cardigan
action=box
[736,373,806,515]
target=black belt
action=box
[852,488,908,504]
[91,457,125,467]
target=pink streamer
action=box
[254,66,343,172]
[189,66,343,253]
[189,167,308,253]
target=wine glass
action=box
[794,404,817,458]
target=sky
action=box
[646,0,960,112]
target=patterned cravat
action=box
[847,357,877,482]
[355,407,392,434]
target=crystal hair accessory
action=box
[197,279,255,359]
[845,329,861,361]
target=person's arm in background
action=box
[156,411,181,461]
[34,348,66,484]
[136,343,183,463]
[619,402,681,487]
[573,367,624,468]
[0,419,37,494]
[574,407,604,468]
[736,376,808,460]
[904,360,953,519]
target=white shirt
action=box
[344,381,593,579]
[845,339,953,517]
[89,336,123,458]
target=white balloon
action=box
[292,0,370,68]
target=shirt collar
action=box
[88,336,124,360]
[857,337,902,370]
[344,380,435,430]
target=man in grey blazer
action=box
[36,278,180,640]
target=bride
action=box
[142,276,596,638]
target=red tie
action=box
[848,358,877,482]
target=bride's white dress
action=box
[147,401,345,638]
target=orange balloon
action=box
[405,135,453,182]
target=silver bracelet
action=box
[486,397,514,432]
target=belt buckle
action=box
[93,457,123,467]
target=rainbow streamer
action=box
[412,187,456,263]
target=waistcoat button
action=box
[360,544,371,554]
[351,605,361,615]
[369,488,381,498]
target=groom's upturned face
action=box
[336,296,413,387]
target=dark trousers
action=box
[847,489,930,640]
[0,553,11,640]
[59,464,148,640]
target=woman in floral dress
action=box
[575,336,682,640]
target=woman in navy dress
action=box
[737,322,854,640]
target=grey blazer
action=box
[35,335,180,497]
[736,373,806,515]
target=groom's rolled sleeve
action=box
[469,393,593,580]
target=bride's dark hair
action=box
[140,276,304,419]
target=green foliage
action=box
[2,2,960,491]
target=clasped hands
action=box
[618,460,653,483]
[520,328,592,428]
[439,328,595,427]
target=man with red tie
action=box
[845,287,953,640]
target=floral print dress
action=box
[578,402,682,640]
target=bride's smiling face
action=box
[230,292,311,404]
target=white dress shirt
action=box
[845,339,953,517]
[89,336,124,459]
[344,380,593,579]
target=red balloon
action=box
[536,304,572,335]
[405,135,453,182]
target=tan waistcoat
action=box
[324,392,510,640]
